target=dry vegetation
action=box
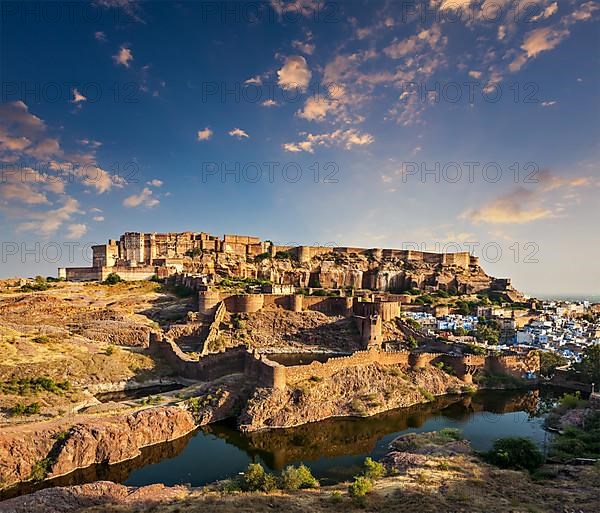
[0,281,187,421]
[221,308,363,352]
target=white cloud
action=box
[277,55,312,92]
[228,128,249,139]
[26,138,62,160]
[522,26,569,58]
[292,38,315,55]
[437,0,473,11]
[244,75,263,86]
[15,197,83,237]
[113,45,133,67]
[261,99,279,107]
[123,187,159,208]
[531,1,558,21]
[71,88,87,104]
[384,25,442,59]
[197,127,213,141]
[146,179,163,187]
[283,129,374,153]
[93,0,144,23]
[94,31,107,42]
[93,215,105,222]
[541,100,557,107]
[66,223,87,239]
[297,96,334,121]
[270,0,323,18]
[468,70,482,79]
[461,172,591,224]
[81,166,125,194]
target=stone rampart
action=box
[150,333,247,381]
[223,294,265,313]
[202,301,227,355]
[277,349,411,386]
[487,352,540,378]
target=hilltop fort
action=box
[59,231,521,299]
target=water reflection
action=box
[1,387,563,500]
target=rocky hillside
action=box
[0,281,190,420]
[239,363,467,431]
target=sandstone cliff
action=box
[239,363,466,431]
[0,406,196,490]
[184,249,511,296]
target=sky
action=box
[0,0,599,297]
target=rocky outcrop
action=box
[0,407,196,490]
[184,249,511,296]
[239,363,466,431]
[0,481,188,513]
[78,321,152,347]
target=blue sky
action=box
[0,0,598,296]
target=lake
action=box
[2,387,562,499]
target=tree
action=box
[573,344,600,384]
[538,351,568,378]
[456,301,471,315]
[485,437,544,471]
[475,323,499,345]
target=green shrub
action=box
[104,344,115,356]
[1,377,70,395]
[406,335,418,349]
[241,463,278,492]
[280,464,318,490]
[29,458,52,481]
[102,273,122,285]
[20,276,51,292]
[418,387,435,402]
[485,437,544,471]
[172,284,194,297]
[348,475,373,499]
[363,457,386,480]
[549,412,600,461]
[438,428,463,441]
[330,490,344,503]
[558,391,586,410]
[11,401,41,416]
[262,473,278,492]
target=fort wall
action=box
[58,265,157,282]
[223,294,265,313]
[151,332,539,391]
